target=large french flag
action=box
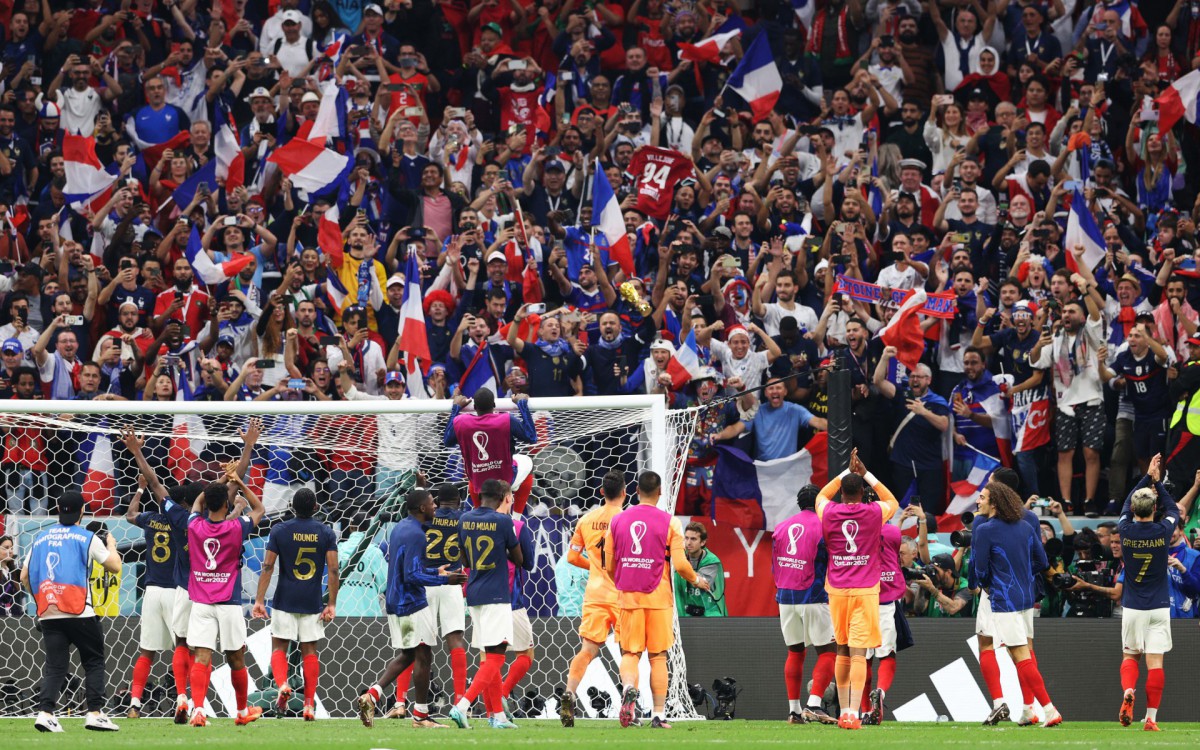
[590,159,634,277]
[184,225,254,286]
[1063,188,1106,274]
[63,134,118,213]
[711,433,828,530]
[947,443,1001,517]
[79,432,116,513]
[880,288,927,372]
[397,250,431,362]
[459,341,499,396]
[213,99,245,193]
[791,0,815,30]
[317,203,343,261]
[678,28,741,64]
[1155,68,1200,135]
[128,128,191,173]
[726,33,782,122]
[268,133,352,198]
[170,158,217,212]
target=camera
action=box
[950,529,972,548]
[586,686,611,717]
[685,604,705,617]
[831,254,852,264]
[1057,559,1115,617]
[904,388,916,401]
[711,677,740,720]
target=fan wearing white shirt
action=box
[754,267,819,338]
[46,55,121,137]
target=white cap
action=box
[649,339,675,353]
[364,2,384,14]
[386,273,405,287]
[246,86,272,101]
[486,250,507,263]
[814,258,830,274]
[280,9,303,23]
[301,91,320,104]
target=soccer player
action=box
[862,517,904,725]
[1116,453,1177,731]
[447,478,524,730]
[501,500,537,714]
[444,388,537,499]
[122,474,180,720]
[814,448,898,730]
[771,483,838,725]
[972,480,1062,728]
[357,488,467,728]
[185,467,267,727]
[605,471,709,730]
[387,483,469,719]
[973,466,1045,726]
[251,488,339,721]
[560,470,626,727]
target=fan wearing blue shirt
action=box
[356,488,466,728]
[743,378,829,460]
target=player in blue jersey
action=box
[501,506,536,715]
[1101,326,1173,477]
[386,483,470,719]
[448,479,524,730]
[358,488,466,729]
[252,488,339,722]
[123,471,180,719]
[1115,454,1178,731]
[972,480,1062,728]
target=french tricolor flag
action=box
[879,288,927,372]
[459,341,499,396]
[268,85,353,198]
[397,250,431,362]
[678,28,741,64]
[184,225,254,286]
[726,33,782,122]
[63,134,118,213]
[79,431,116,513]
[791,0,815,30]
[675,327,701,374]
[317,203,343,260]
[1155,68,1200,134]
[1063,188,1106,274]
[590,158,634,277]
[214,99,245,193]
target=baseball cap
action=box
[712,226,733,239]
[301,91,320,104]
[1186,334,1200,348]
[216,333,236,347]
[384,370,407,385]
[486,250,507,263]
[364,3,384,15]
[649,339,675,353]
[899,158,926,171]
[1,338,22,355]
[544,159,567,172]
[281,9,303,23]
[692,366,722,383]
[20,262,44,279]
[386,273,405,288]
[930,553,956,573]
[57,491,85,517]
[246,86,272,101]
[967,87,987,100]
[482,21,503,35]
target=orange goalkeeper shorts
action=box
[580,601,619,644]
[828,592,881,649]
[617,608,674,654]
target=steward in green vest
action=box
[675,522,727,617]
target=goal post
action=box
[0,395,702,721]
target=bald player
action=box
[605,471,708,730]
[559,469,626,726]
[815,449,899,730]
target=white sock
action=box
[1146,708,1157,721]
[789,699,803,713]
[237,707,248,718]
[1023,704,1034,713]
[807,695,823,708]
[993,698,1005,710]
[414,703,429,717]
[653,711,665,720]
[493,710,508,721]
[1044,703,1056,715]
[454,697,470,712]
[130,698,141,708]
[848,709,859,719]
[1124,688,1136,698]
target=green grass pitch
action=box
[4,718,1200,749]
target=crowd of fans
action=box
[0,0,1199,530]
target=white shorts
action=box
[509,608,533,652]
[779,602,835,648]
[977,591,1035,646]
[186,603,247,652]
[388,607,438,650]
[271,610,326,643]
[140,585,176,651]
[872,602,898,658]
[469,603,513,650]
[427,583,466,636]
[171,587,192,639]
[992,610,1034,648]
[1122,607,1172,655]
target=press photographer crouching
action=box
[1054,529,1119,617]
[912,554,971,618]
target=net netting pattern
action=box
[0,399,702,720]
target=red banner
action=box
[684,516,779,617]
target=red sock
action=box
[784,649,805,701]
[1120,657,1140,692]
[502,654,533,698]
[464,652,504,704]
[190,661,211,710]
[271,649,289,689]
[877,655,897,694]
[131,655,152,701]
[486,660,505,715]
[451,647,468,702]
[979,649,1004,701]
[860,661,873,712]
[302,654,319,706]
[1146,668,1164,710]
[810,651,836,699]
[172,646,190,697]
[231,667,249,712]
[1015,659,1050,707]
[396,664,413,704]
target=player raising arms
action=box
[972,480,1062,728]
[252,488,339,721]
[560,470,626,727]
[771,483,838,725]
[444,389,537,500]
[862,516,905,725]
[815,448,898,730]
[448,479,524,730]
[605,471,709,730]
[501,499,537,714]
[1116,453,1177,731]
[358,488,467,728]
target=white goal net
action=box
[0,396,701,721]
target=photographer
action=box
[915,553,971,618]
[676,522,726,618]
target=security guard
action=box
[1166,336,1200,501]
[20,491,122,733]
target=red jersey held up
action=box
[628,146,694,221]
